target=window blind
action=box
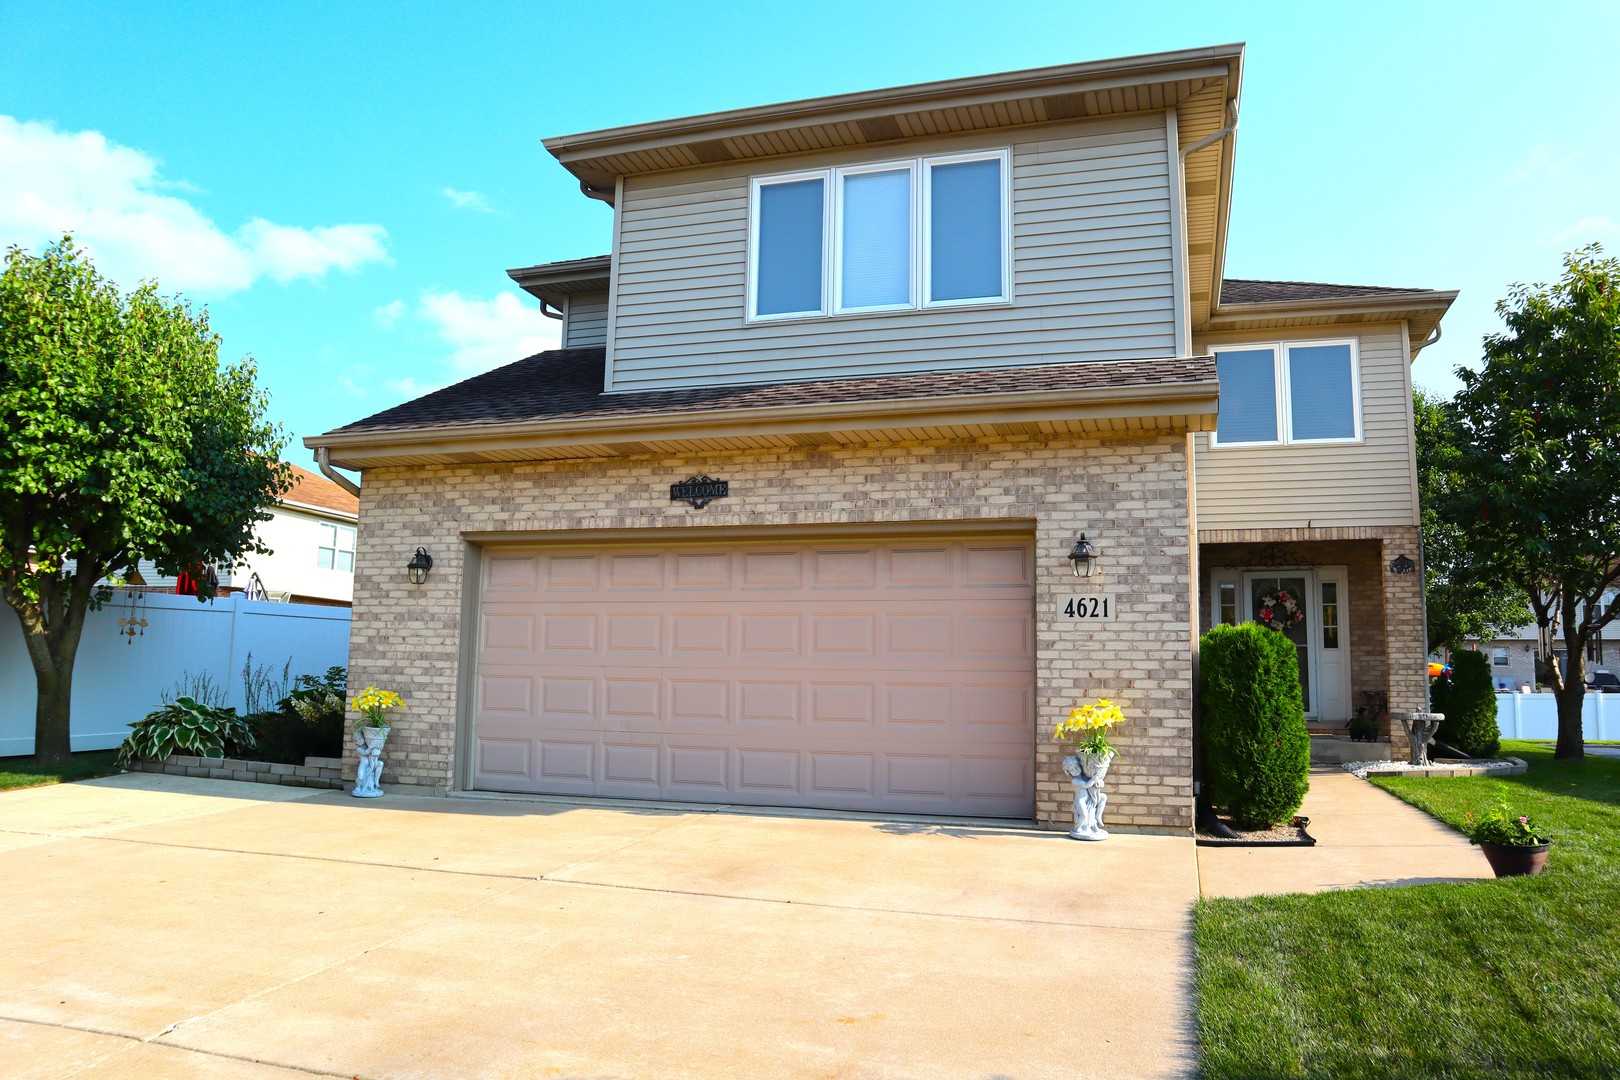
[755,178,825,316]
[840,169,911,309]
[1214,348,1279,443]
[928,159,1002,302]
[1287,343,1356,440]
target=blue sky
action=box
[3,1,1615,463]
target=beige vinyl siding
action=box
[607,113,1178,392]
[563,293,608,348]
[1191,323,1419,530]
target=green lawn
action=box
[1195,741,1620,1079]
[0,750,121,792]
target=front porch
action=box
[1197,526,1428,759]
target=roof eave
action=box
[305,377,1221,471]
[543,44,1245,166]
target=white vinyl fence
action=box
[1,592,350,756]
[1496,692,1620,742]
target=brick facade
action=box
[1197,525,1428,753]
[347,433,1198,833]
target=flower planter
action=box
[1062,749,1115,841]
[352,724,390,798]
[1479,840,1550,878]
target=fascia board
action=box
[306,379,1222,468]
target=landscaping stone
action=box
[1343,757,1527,780]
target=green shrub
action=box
[117,697,256,766]
[279,666,346,754]
[1431,650,1501,758]
[1200,622,1311,828]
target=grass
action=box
[0,750,121,792]
[1195,740,1620,1079]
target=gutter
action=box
[313,445,362,498]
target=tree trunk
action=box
[1555,615,1587,762]
[4,580,90,768]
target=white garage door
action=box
[471,535,1035,818]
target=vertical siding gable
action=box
[606,113,1179,392]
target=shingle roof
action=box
[280,462,359,516]
[1219,279,1437,305]
[329,348,1216,436]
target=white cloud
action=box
[0,115,390,295]
[1554,216,1619,244]
[372,299,407,328]
[417,289,559,376]
[441,187,493,213]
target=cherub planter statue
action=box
[350,686,405,799]
[1054,699,1128,841]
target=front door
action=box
[1208,566,1352,721]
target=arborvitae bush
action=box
[1200,622,1311,828]
[1431,649,1501,758]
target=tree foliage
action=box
[1447,245,1620,760]
[1199,622,1311,829]
[1415,387,1530,653]
[0,238,290,764]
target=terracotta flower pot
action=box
[1479,840,1550,878]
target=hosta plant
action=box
[116,697,257,767]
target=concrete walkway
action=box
[0,773,1200,1079]
[1198,766,1492,897]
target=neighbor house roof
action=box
[307,348,1221,469]
[280,462,360,518]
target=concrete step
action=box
[1309,735,1393,764]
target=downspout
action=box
[578,180,615,206]
[1179,101,1239,164]
[1411,323,1442,356]
[313,445,362,499]
[539,300,563,321]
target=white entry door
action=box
[1209,566,1352,721]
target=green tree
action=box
[1430,649,1501,758]
[1414,387,1530,653]
[0,239,290,765]
[1448,245,1620,761]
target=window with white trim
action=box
[317,523,356,572]
[749,150,1009,320]
[1211,339,1362,447]
[1492,647,1510,667]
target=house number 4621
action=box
[1061,595,1116,620]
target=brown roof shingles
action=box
[1219,279,1437,305]
[281,462,360,516]
[327,349,1216,436]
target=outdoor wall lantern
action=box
[406,547,433,585]
[1068,534,1099,578]
[1389,554,1417,575]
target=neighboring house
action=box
[121,464,360,607]
[1468,591,1620,690]
[307,44,1454,833]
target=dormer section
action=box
[544,44,1243,393]
[508,255,610,350]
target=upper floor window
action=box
[318,523,356,571]
[748,150,1010,321]
[1211,339,1362,448]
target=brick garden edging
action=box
[127,754,346,789]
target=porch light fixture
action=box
[1389,554,1417,575]
[1068,535,1099,578]
[406,547,433,585]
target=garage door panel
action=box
[472,536,1033,817]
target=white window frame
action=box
[1209,337,1364,449]
[317,523,356,572]
[746,169,832,322]
[746,149,1012,323]
[920,149,1013,310]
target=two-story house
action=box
[306,44,1453,833]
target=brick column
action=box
[1381,527,1426,757]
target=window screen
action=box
[840,168,911,309]
[1287,343,1356,440]
[1214,348,1279,444]
[755,178,825,316]
[928,158,1003,302]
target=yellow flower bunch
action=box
[351,686,405,728]
[1053,698,1128,756]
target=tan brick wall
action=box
[348,434,1197,833]
[1196,526,1429,752]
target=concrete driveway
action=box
[0,774,1198,1079]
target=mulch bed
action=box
[1196,815,1317,847]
